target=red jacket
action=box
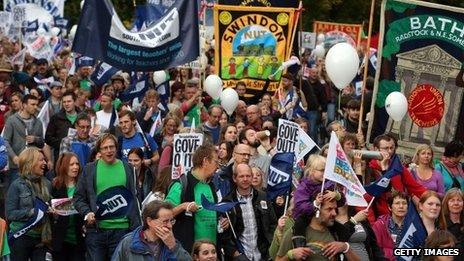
[371,214,395,261]
[365,158,426,224]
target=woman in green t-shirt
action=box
[51,152,86,261]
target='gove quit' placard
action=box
[276,119,299,154]
[172,133,203,179]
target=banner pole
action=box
[298,1,303,91]
[358,0,375,134]
[366,196,375,210]
[283,194,290,216]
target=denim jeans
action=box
[306,110,320,145]
[10,234,47,261]
[85,228,129,261]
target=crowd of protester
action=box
[0,35,461,261]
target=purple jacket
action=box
[293,177,340,219]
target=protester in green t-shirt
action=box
[73,133,141,260]
[166,143,223,253]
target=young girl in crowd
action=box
[410,144,445,197]
[127,148,154,208]
[51,153,85,261]
[292,155,343,243]
[419,190,442,235]
[191,239,217,261]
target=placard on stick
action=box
[276,119,300,154]
[172,133,204,179]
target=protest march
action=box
[0,0,462,260]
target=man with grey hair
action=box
[246,104,262,131]
[112,200,191,260]
[199,104,223,145]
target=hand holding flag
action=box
[364,154,403,197]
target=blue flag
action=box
[91,62,119,87]
[364,154,403,197]
[96,186,133,220]
[76,56,95,68]
[73,0,199,72]
[201,194,243,213]
[267,152,294,200]
[54,18,69,29]
[9,197,49,241]
[71,142,91,166]
[133,3,173,31]
[119,73,149,102]
[155,80,170,112]
[24,20,39,33]
[396,200,427,261]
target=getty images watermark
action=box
[394,248,460,257]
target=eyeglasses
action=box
[235,152,251,157]
[158,218,176,226]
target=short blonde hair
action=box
[18,147,43,176]
[304,154,326,176]
[412,144,434,169]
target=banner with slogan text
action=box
[217,0,299,8]
[72,0,199,72]
[313,20,363,46]
[214,4,296,95]
[369,0,464,148]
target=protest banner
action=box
[4,0,64,19]
[214,5,296,94]
[12,5,26,27]
[51,198,78,216]
[73,0,199,72]
[171,133,203,179]
[276,119,299,154]
[324,132,367,207]
[368,0,464,148]
[95,186,133,220]
[313,20,363,46]
[0,11,11,35]
[299,31,316,49]
[217,0,299,8]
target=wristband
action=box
[287,249,294,260]
[350,217,358,225]
[343,242,350,253]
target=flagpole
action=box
[225,212,239,243]
[358,0,376,134]
[283,194,290,216]
[298,1,303,92]
[316,176,325,218]
[366,196,375,210]
[133,166,142,223]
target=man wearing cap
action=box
[46,81,63,117]
[46,90,80,162]
[180,78,207,128]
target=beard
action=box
[249,139,261,148]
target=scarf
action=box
[441,156,464,178]
[23,174,52,246]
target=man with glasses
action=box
[112,200,191,260]
[166,144,222,253]
[364,133,426,223]
[213,144,251,200]
[74,133,141,260]
[59,113,97,166]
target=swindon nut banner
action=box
[214,5,296,94]
[369,0,464,147]
[313,21,363,46]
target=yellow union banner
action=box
[214,4,296,94]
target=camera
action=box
[350,150,383,160]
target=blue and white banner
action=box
[119,73,149,102]
[91,62,119,87]
[397,200,427,261]
[54,17,68,29]
[201,194,242,213]
[364,154,403,197]
[267,152,294,201]
[9,197,49,240]
[73,0,199,72]
[96,186,133,220]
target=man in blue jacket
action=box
[112,200,191,261]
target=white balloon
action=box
[204,75,223,100]
[37,27,46,36]
[51,27,60,36]
[385,91,408,121]
[153,71,167,85]
[69,25,78,39]
[317,33,325,43]
[220,88,239,116]
[313,44,325,58]
[325,43,359,90]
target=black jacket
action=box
[51,185,85,253]
[45,108,80,160]
[221,188,277,260]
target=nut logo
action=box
[219,11,232,25]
